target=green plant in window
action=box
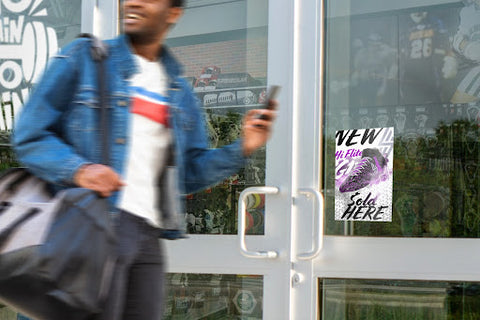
[324,125,458,238]
[206,110,242,148]
[187,110,267,235]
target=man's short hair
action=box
[172,0,184,7]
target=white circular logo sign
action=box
[0,0,58,130]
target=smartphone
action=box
[256,85,281,120]
[263,85,280,108]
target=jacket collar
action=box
[108,34,183,81]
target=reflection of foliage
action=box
[186,175,240,234]
[188,111,245,235]
[0,98,18,171]
[0,146,18,172]
[206,111,242,148]
[322,279,480,320]
[446,282,480,319]
[325,118,480,238]
[0,130,10,144]
[187,110,266,235]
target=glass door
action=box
[163,0,296,319]
[292,0,480,318]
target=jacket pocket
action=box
[69,87,100,132]
[63,87,100,159]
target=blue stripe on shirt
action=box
[130,86,169,103]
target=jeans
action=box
[92,210,165,320]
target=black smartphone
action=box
[263,85,280,107]
[256,85,281,120]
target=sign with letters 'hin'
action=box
[0,0,59,131]
[335,127,394,222]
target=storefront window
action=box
[320,279,480,319]
[166,0,269,235]
[163,273,263,319]
[324,0,480,238]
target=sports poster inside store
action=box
[335,127,394,222]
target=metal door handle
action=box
[238,186,279,259]
[297,188,324,260]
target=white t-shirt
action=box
[118,54,171,226]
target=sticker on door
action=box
[335,127,394,222]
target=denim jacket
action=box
[12,35,247,238]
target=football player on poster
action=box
[399,11,456,105]
[350,32,398,107]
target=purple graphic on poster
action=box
[335,127,394,221]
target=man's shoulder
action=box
[176,76,194,90]
[58,35,123,57]
[175,76,198,99]
[103,35,125,49]
[54,37,97,61]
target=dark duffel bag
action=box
[0,168,116,320]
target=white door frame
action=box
[288,0,323,318]
[82,0,118,39]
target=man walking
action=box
[12,0,277,319]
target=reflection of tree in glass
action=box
[206,111,242,148]
[187,111,266,235]
[325,117,480,238]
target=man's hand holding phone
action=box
[255,85,281,122]
[242,85,280,156]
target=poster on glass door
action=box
[335,127,394,221]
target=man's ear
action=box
[167,6,183,25]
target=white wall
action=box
[169,0,268,38]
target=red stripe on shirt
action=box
[131,96,170,127]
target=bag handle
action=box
[5,169,32,194]
[78,33,110,165]
[0,208,41,247]
[0,201,11,215]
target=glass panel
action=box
[0,2,82,319]
[163,273,263,320]
[1,0,82,127]
[0,0,81,141]
[166,0,269,235]
[324,0,480,237]
[320,278,480,320]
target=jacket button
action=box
[118,101,128,107]
[115,138,126,144]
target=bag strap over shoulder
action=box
[2,168,31,194]
[77,34,110,165]
[78,33,108,61]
